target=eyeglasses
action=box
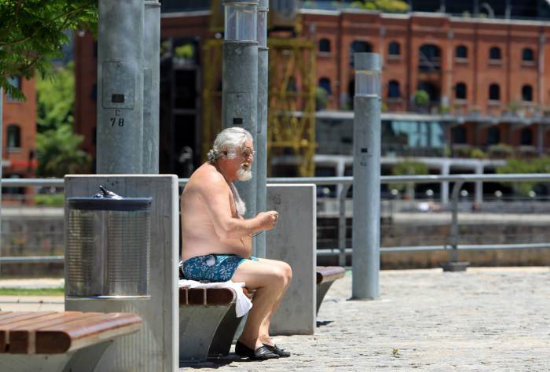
[241,148,255,159]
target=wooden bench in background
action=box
[0,311,142,372]
[316,266,346,314]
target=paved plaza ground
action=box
[0,267,548,371]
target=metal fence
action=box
[2,174,550,265]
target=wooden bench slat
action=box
[0,312,54,326]
[179,287,236,306]
[35,313,142,354]
[0,312,58,353]
[0,312,16,321]
[0,312,76,353]
[316,266,346,285]
[8,312,95,354]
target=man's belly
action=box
[181,234,247,262]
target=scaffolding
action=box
[201,1,316,176]
[267,38,316,176]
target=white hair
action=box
[207,127,253,164]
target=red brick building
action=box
[74,8,550,176]
[2,77,37,202]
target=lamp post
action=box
[352,53,381,300]
[142,0,160,173]
[96,0,144,173]
[223,0,259,219]
[255,0,268,257]
[0,88,3,259]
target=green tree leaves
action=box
[351,0,409,12]
[0,0,97,100]
[35,62,90,177]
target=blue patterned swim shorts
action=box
[182,254,259,282]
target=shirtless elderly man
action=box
[180,127,293,360]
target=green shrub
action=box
[34,194,64,206]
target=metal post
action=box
[0,88,3,268]
[96,0,144,173]
[222,0,259,220]
[352,53,381,300]
[339,184,352,266]
[255,0,268,257]
[442,180,469,271]
[143,0,160,173]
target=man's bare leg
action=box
[232,259,292,350]
[255,259,292,346]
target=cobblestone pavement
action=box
[181,267,550,371]
[1,269,548,371]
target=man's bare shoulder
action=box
[185,163,228,193]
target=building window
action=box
[522,84,533,102]
[418,44,441,71]
[522,48,534,62]
[388,80,401,99]
[319,77,332,95]
[455,45,468,59]
[388,41,400,56]
[7,124,21,149]
[319,38,331,53]
[455,82,467,99]
[521,128,533,145]
[6,76,22,101]
[489,46,501,61]
[489,84,500,101]
[349,40,372,66]
[452,126,467,144]
[487,126,500,145]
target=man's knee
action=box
[273,262,292,288]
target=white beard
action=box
[237,166,252,181]
[230,183,247,216]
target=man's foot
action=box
[263,343,291,358]
[235,341,279,360]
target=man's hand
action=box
[257,211,279,231]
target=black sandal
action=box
[235,341,279,360]
[263,343,291,358]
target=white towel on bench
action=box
[179,279,252,318]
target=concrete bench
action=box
[179,266,345,362]
[0,311,142,372]
[316,266,346,314]
[179,286,243,362]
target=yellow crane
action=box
[201,1,316,176]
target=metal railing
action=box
[2,174,550,265]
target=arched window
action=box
[487,126,500,145]
[522,84,533,101]
[452,126,467,144]
[388,80,401,98]
[349,40,372,66]
[388,41,400,56]
[419,44,441,71]
[319,38,331,53]
[455,45,468,59]
[521,128,533,145]
[489,84,500,101]
[455,82,467,99]
[522,48,534,62]
[7,124,21,149]
[6,76,22,101]
[489,46,501,61]
[319,77,332,95]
